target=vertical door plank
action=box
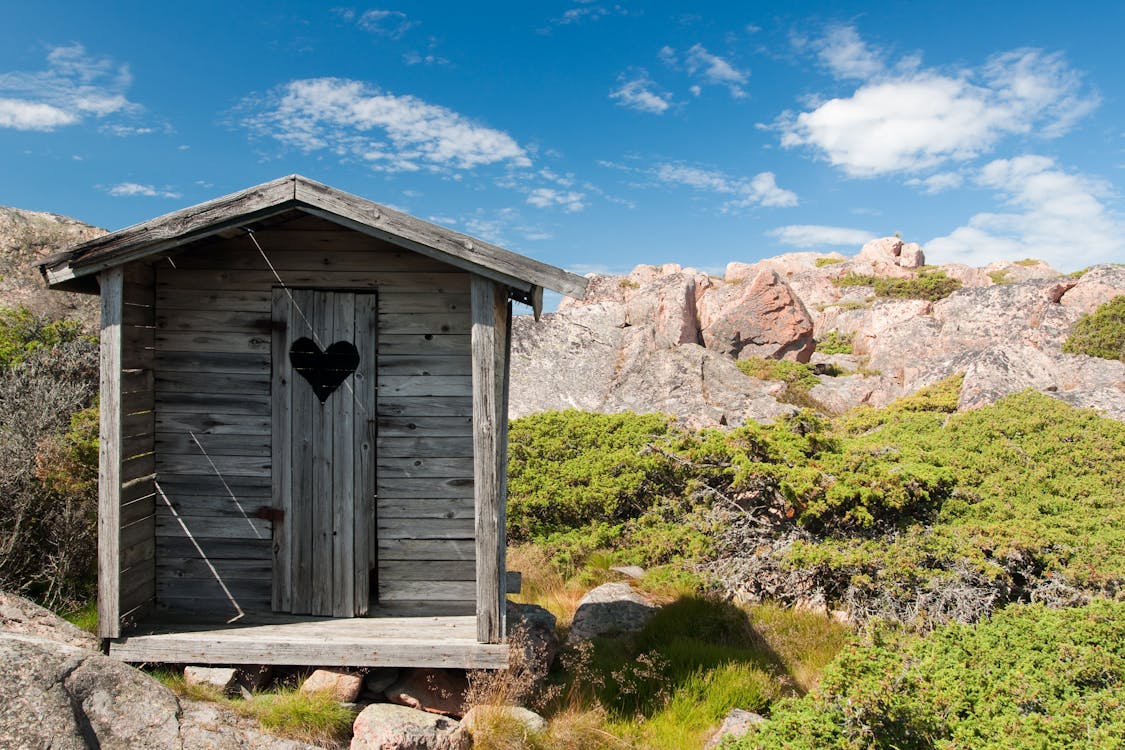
[353,293,378,615]
[332,293,356,617]
[310,291,334,615]
[290,289,315,614]
[271,288,292,612]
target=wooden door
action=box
[271,289,377,617]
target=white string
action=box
[188,430,262,539]
[155,480,245,623]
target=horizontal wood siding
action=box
[152,214,474,617]
[119,265,157,628]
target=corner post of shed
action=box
[471,274,511,645]
[97,266,124,640]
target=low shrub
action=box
[833,270,962,301]
[0,308,98,611]
[1063,294,1125,361]
[735,600,1125,749]
[814,330,853,355]
[814,257,844,267]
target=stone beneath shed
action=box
[704,708,765,748]
[351,703,467,750]
[300,669,364,703]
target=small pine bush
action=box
[1063,294,1125,361]
[734,600,1125,750]
[815,330,853,355]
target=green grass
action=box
[814,257,845,267]
[62,599,98,634]
[988,269,1011,284]
[539,596,850,750]
[151,670,353,747]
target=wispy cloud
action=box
[778,29,1099,177]
[354,9,416,38]
[769,224,876,248]
[546,2,627,28]
[906,171,964,194]
[684,44,748,98]
[242,77,531,173]
[926,155,1123,270]
[655,163,797,209]
[662,44,748,99]
[105,182,181,198]
[610,70,671,114]
[527,188,586,212]
[0,44,139,131]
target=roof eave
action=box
[41,174,588,299]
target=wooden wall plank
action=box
[375,437,473,458]
[471,275,503,643]
[376,416,473,437]
[332,292,356,617]
[377,376,471,398]
[377,456,473,478]
[98,266,124,639]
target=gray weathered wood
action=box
[354,294,378,615]
[471,275,505,644]
[108,613,508,669]
[98,266,124,639]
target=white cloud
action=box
[106,182,181,198]
[814,25,883,80]
[610,71,671,114]
[526,187,586,212]
[906,171,964,194]
[0,44,138,131]
[243,78,531,173]
[779,32,1099,177]
[926,155,1123,270]
[655,163,797,209]
[684,44,748,98]
[355,9,416,38]
[769,224,877,248]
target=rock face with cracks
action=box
[0,591,321,750]
[510,242,1125,426]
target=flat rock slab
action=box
[566,582,658,643]
[0,591,97,649]
[351,703,466,750]
[386,668,469,717]
[705,708,765,748]
[459,705,547,739]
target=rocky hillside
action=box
[512,238,1125,425]
[0,207,104,322]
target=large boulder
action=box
[856,236,925,270]
[351,703,466,750]
[0,591,320,749]
[698,269,816,361]
[566,583,658,644]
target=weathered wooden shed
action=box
[38,175,586,668]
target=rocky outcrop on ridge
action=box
[511,237,1125,425]
[0,206,103,321]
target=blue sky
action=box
[1,0,1122,285]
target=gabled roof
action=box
[39,174,587,310]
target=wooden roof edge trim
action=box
[44,175,298,274]
[39,174,588,299]
[293,177,587,297]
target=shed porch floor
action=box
[109,610,509,669]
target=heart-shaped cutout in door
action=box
[289,337,360,403]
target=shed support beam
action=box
[471,275,510,644]
[97,267,124,640]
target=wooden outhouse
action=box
[39,175,586,668]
